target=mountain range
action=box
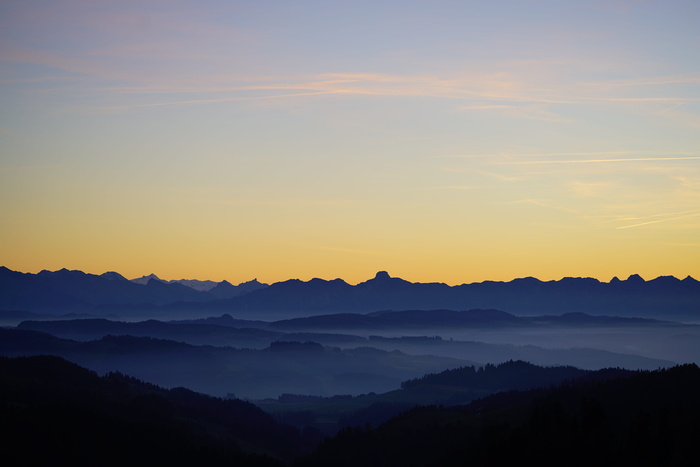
[2,267,700,321]
[0,266,267,316]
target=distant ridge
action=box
[177,270,700,321]
[1,267,699,320]
[130,273,165,285]
[0,266,268,316]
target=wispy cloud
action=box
[459,103,574,122]
[0,164,58,171]
[508,199,580,214]
[441,167,522,182]
[581,73,700,88]
[443,151,700,168]
[495,156,700,165]
[96,90,342,110]
[5,35,699,118]
[445,150,698,158]
[430,185,477,191]
[616,212,700,229]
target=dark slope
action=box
[0,355,317,466]
[259,361,611,435]
[300,364,700,467]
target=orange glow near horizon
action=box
[1,2,699,286]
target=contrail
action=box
[497,156,700,165]
[617,212,700,229]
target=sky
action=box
[1,0,699,285]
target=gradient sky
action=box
[2,0,699,285]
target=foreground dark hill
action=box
[2,267,700,321]
[5,356,697,466]
[259,360,630,434]
[301,364,700,466]
[0,355,318,466]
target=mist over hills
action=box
[0,327,478,399]
[2,267,700,321]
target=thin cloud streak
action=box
[6,41,697,112]
[616,212,700,230]
[495,156,700,165]
[96,91,342,110]
[508,199,580,214]
[444,151,698,158]
[0,165,58,171]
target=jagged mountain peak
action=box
[131,273,164,285]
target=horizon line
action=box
[2,265,696,287]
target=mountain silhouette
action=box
[172,271,700,320]
[0,266,267,316]
[130,273,165,285]
[2,267,699,320]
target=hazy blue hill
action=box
[270,313,382,330]
[0,309,106,326]
[17,318,281,347]
[269,309,525,331]
[0,328,475,399]
[0,355,315,465]
[526,312,674,326]
[170,313,270,328]
[372,308,523,328]
[268,309,671,332]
